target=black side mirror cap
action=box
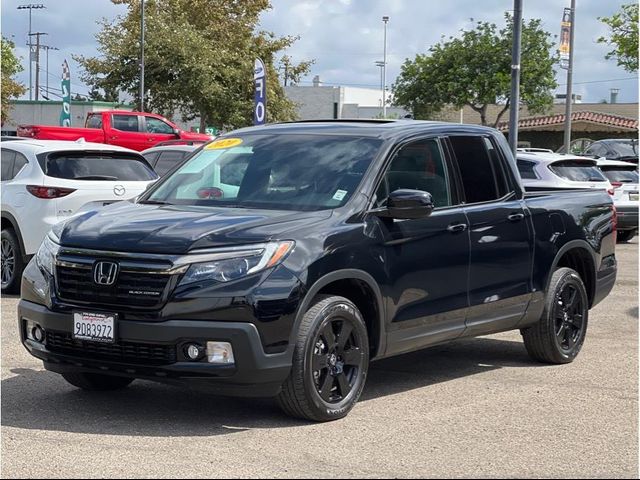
[374,189,434,220]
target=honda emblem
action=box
[93,261,119,286]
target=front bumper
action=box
[616,205,638,230]
[18,300,292,397]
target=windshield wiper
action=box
[138,199,173,205]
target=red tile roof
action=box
[498,110,639,131]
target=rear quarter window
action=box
[517,159,538,179]
[600,167,639,183]
[38,152,158,181]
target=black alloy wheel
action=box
[311,317,365,404]
[1,229,24,294]
[553,283,586,353]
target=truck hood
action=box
[56,201,332,254]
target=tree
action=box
[598,3,639,73]
[393,15,558,127]
[75,0,312,130]
[1,37,27,125]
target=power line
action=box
[557,76,637,87]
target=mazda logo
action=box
[93,261,119,286]
[114,185,126,196]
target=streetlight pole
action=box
[42,45,59,99]
[140,0,145,111]
[508,0,523,155]
[382,16,389,118]
[17,4,45,101]
[375,60,384,115]
[563,0,576,154]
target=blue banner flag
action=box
[254,58,266,125]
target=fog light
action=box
[184,343,203,361]
[26,321,45,343]
[206,341,235,365]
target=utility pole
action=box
[382,16,389,118]
[508,0,523,155]
[563,0,576,153]
[41,45,59,99]
[29,32,47,101]
[17,4,45,101]
[140,0,145,111]
[375,61,384,115]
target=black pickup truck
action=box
[19,120,617,422]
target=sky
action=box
[1,0,638,104]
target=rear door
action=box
[38,151,158,218]
[447,135,534,336]
[109,114,148,151]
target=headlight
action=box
[35,235,59,276]
[178,241,294,286]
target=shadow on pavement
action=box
[1,337,542,436]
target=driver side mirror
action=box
[173,127,181,137]
[376,189,434,219]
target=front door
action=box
[373,137,470,357]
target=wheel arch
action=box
[547,240,598,308]
[291,269,386,360]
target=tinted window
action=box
[608,140,638,157]
[517,160,538,179]
[600,167,639,183]
[449,136,510,203]
[155,150,186,176]
[146,117,174,134]
[112,115,140,132]
[40,153,157,181]
[376,138,452,208]
[1,150,15,181]
[142,151,160,167]
[86,114,103,129]
[585,143,607,157]
[12,152,28,178]
[550,161,608,182]
[145,134,382,211]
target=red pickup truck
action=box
[17,110,212,151]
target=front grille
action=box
[56,265,172,309]
[46,331,177,365]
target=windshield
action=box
[549,160,608,182]
[143,134,382,211]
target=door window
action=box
[112,115,140,132]
[145,117,175,134]
[1,150,16,181]
[449,136,511,204]
[154,150,186,176]
[375,138,452,209]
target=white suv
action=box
[1,140,158,293]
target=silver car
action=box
[141,141,203,177]
[597,159,638,242]
[516,152,612,192]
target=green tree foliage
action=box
[75,0,312,130]
[598,3,639,73]
[393,15,558,127]
[1,37,27,125]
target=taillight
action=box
[611,181,623,188]
[26,185,76,199]
[196,187,224,199]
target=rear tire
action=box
[277,295,369,422]
[617,229,636,243]
[61,372,134,391]
[1,228,25,294]
[522,267,589,364]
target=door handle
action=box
[508,213,525,222]
[447,223,468,233]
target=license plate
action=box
[72,312,116,343]
[629,193,639,201]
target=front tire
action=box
[277,295,369,422]
[1,228,25,294]
[62,372,134,391]
[522,267,589,364]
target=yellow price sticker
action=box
[205,138,243,150]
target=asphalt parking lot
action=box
[1,241,637,478]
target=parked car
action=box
[596,159,639,242]
[141,142,202,177]
[516,152,612,192]
[583,139,638,163]
[17,111,211,151]
[19,120,617,422]
[1,139,158,293]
